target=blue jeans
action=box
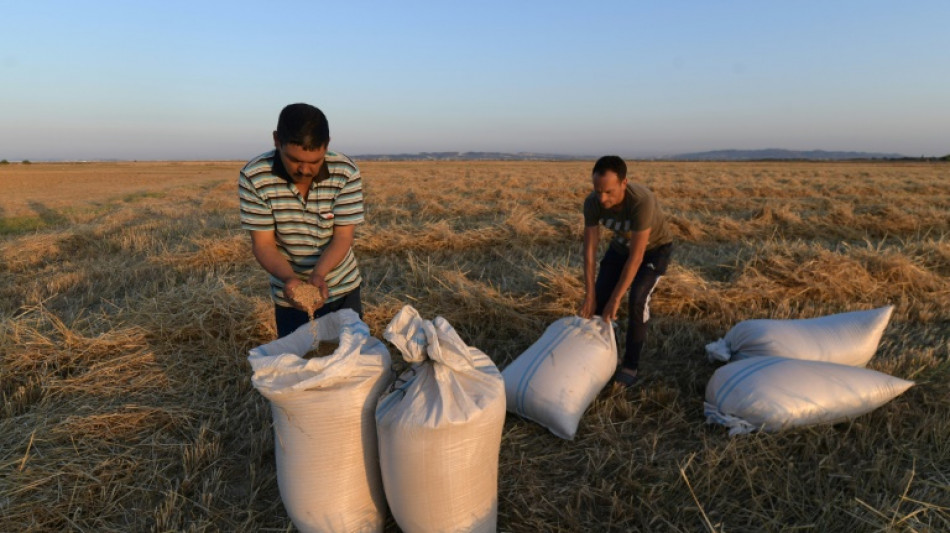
[274,285,363,338]
[594,243,673,371]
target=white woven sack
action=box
[704,356,914,435]
[376,305,506,533]
[248,309,391,533]
[502,316,617,440]
[705,306,893,366]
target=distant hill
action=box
[354,151,590,161]
[15,149,937,163]
[667,149,907,161]
[353,149,925,162]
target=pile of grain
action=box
[304,342,339,359]
[292,283,325,320]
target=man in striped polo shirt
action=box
[239,103,364,337]
[580,155,674,389]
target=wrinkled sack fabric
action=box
[502,316,617,439]
[376,305,506,533]
[705,306,894,367]
[704,355,913,435]
[249,309,391,533]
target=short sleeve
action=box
[630,191,656,232]
[239,172,275,231]
[332,169,365,226]
[583,193,601,227]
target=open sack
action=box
[249,309,391,533]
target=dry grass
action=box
[0,161,233,219]
[1,160,948,532]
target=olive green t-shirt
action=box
[583,182,674,254]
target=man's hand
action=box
[250,230,309,310]
[307,223,353,302]
[283,278,307,311]
[601,295,621,323]
[308,271,330,301]
[580,293,597,319]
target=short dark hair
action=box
[592,155,627,181]
[275,103,330,150]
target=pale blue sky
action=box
[1,1,948,160]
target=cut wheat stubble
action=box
[2,160,946,532]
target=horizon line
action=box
[6,147,940,164]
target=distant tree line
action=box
[890,155,950,162]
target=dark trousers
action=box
[274,286,363,338]
[594,243,673,371]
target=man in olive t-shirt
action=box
[580,155,674,389]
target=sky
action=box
[1,0,948,160]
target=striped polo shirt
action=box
[239,149,364,307]
[583,182,674,254]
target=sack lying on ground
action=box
[502,316,617,440]
[249,310,391,533]
[704,356,913,435]
[705,306,894,367]
[376,305,506,533]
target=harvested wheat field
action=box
[1,160,948,531]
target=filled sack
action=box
[248,309,391,533]
[704,356,914,435]
[705,306,894,367]
[502,316,617,440]
[376,305,506,533]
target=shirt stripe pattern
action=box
[239,150,364,306]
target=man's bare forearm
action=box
[583,226,599,294]
[610,254,642,302]
[312,224,355,278]
[610,229,652,304]
[251,237,297,283]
